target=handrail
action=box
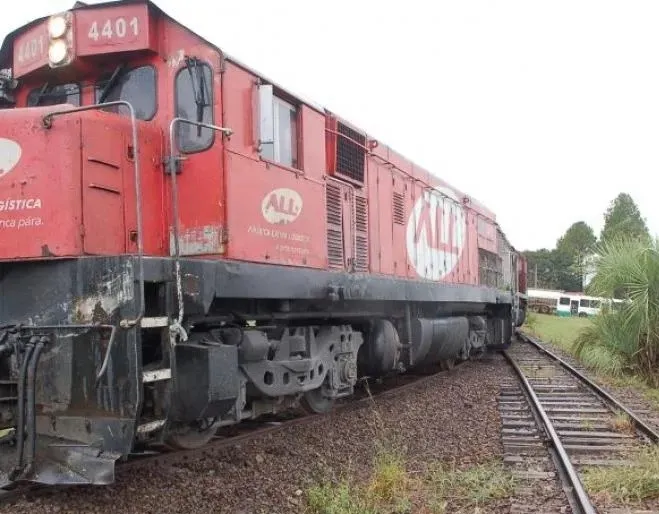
[167,118,233,331]
[42,101,145,330]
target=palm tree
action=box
[573,235,659,385]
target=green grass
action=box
[305,446,414,514]
[304,450,517,514]
[524,312,592,354]
[427,460,517,513]
[581,445,659,505]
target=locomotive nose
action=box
[0,105,83,260]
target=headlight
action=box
[46,12,73,68]
[48,40,68,65]
[48,16,68,39]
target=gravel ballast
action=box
[2,352,572,513]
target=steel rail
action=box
[502,349,597,514]
[518,331,659,443]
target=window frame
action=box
[26,82,82,108]
[174,59,215,155]
[94,64,158,122]
[256,83,301,171]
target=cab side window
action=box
[27,83,80,107]
[255,84,300,169]
[175,58,214,153]
[95,65,156,120]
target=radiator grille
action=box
[335,122,366,183]
[326,182,344,268]
[393,192,405,225]
[354,195,368,272]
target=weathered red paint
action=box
[0,105,164,259]
[12,22,49,78]
[75,3,156,57]
[0,0,527,290]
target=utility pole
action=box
[534,263,538,288]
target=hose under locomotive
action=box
[0,322,127,488]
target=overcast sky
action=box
[3,1,657,251]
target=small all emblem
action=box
[261,188,303,224]
[0,138,22,178]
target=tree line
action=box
[523,192,650,292]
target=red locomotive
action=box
[0,0,527,488]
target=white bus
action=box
[527,288,564,315]
[528,288,624,318]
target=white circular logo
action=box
[0,138,22,178]
[261,188,303,224]
[406,186,467,280]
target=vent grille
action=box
[354,195,368,272]
[335,122,366,183]
[326,183,344,268]
[479,249,502,288]
[393,192,405,225]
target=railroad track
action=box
[502,332,659,514]
[0,362,455,505]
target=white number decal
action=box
[16,36,45,64]
[130,17,139,36]
[88,21,99,41]
[115,18,126,38]
[102,20,113,39]
[87,17,139,42]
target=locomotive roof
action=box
[0,0,503,228]
[0,0,329,114]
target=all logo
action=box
[261,188,303,224]
[406,186,467,280]
[0,138,22,178]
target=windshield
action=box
[27,83,80,107]
[94,65,156,121]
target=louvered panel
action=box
[326,182,344,268]
[354,196,368,233]
[354,194,369,272]
[392,192,405,225]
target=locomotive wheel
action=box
[165,418,221,450]
[300,387,335,414]
[439,359,456,371]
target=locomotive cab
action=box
[0,1,231,488]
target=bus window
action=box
[580,299,589,308]
[559,297,570,305]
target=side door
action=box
[81,117,126,255]
[168,46,226,257]
[570,299,579,315]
